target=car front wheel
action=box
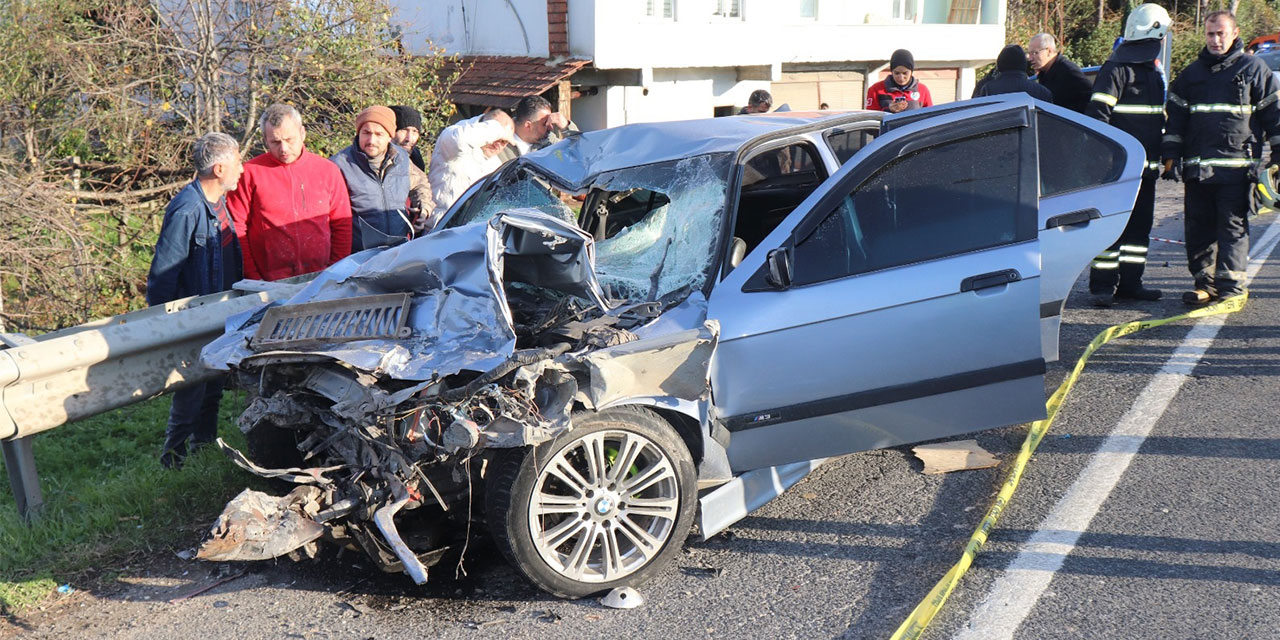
[485,406,697,598]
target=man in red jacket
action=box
[228,103,353,281]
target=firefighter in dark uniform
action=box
[1084,4,1170,306]
[1163,10,1280,305]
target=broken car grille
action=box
[250,293,412,350]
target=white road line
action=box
[953,218,1280,640]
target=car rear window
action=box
[1037,112,1125,197]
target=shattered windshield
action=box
[446,153,732,302]
[450,168,578,226]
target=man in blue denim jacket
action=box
[146,132,244,467]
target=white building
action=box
[391,0,1006,131]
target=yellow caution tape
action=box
[889,291,1249,640]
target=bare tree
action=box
[0,0,456,329]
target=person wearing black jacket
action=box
[1083,4,1170,306]
[1162,10,1280,304]
[973,45,1054,100]
[1029,33,1092,112]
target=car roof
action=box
[523,111,881,188]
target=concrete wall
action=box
[392,0,1006,67]
[392,0,551,57]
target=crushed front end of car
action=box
[197,209,718,586]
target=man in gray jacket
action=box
[331,105,434,250]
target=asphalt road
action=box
[7,181,1279,640]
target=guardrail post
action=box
[2,436,42,522]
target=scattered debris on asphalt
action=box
[912,439,1000,474]
[601,586,644,609]
[166,568,249,604]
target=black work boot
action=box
[1115,286,1162,301]
[1089,292,1116,307]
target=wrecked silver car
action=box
[199,94,1147,598]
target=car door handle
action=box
[1045,208,1101,229]
[960,269,1022,292]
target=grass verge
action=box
[0,389,257,615]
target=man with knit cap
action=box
[227,103,352,282]
[973,45,1053,100]
[428,109,515,219]
[390,105,427,171]
[865,49,933,113]
[331,105,435,250]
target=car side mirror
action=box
[764,248,793,289]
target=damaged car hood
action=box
[203,210,612,381]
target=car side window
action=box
[824,128,877,165]
[731,142,827,259]
[1038,112,1124,197]
[791,129,1023,286]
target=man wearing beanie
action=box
[227,103,352,281]
[390,105,427,171]
[973,45,1053,100]
[331,105,435,250]
[865,49,933,113]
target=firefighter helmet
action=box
[1125,4,1172,41]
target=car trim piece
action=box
[697,457,827,540]
[1040,300,1065,318]
[722,358,1047,432]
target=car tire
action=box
[485,406,698,599]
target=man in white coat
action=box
[427,109,515,220]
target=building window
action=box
[800,0,817,18]
[646,0,675,19]
[714,0,741,18]
[892,0,917,22]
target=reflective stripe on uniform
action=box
[1119,244,1148,254]
[1163,133,1183,144]
[1095,251,1120,259]
[1260,91,1280,110]
[1091,92,1119,106]
[1167,93,1188,108]
[1119,255,1146,264]
[1269,134,1280,147]
[1189,103,1254,115]
[1183,157,1260,168]
[1146,161,1162,171]
[1217,268,1247,281]
[1091,261,1119,269]
[1113,104,1165,115]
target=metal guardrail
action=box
[0,280,304,521]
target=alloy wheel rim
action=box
[528,429,680,583]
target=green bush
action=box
[0,391,262,615]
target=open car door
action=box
[708,99,1048,473]
[1033,105,1145,361]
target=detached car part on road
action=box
[198,95,1146,598]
